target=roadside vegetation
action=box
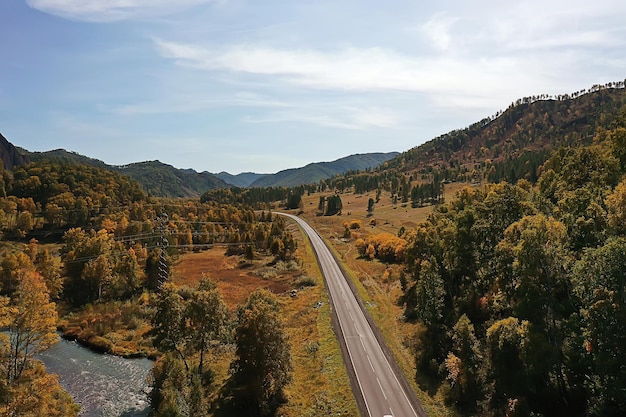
[294,110,626,417]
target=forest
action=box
[0,160,297,416]
[356,113,626,416]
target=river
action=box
[37,337,154,417]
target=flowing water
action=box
[37,337,154,417]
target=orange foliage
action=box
[356,232,407,263]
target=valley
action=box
[0,83,625,417]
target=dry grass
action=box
[171,240,358,417]
[276,221,359,417]
[171,248,292,306]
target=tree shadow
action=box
[211,374,285,417]
[211,376,258,417]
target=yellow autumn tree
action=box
[6,270,58,382]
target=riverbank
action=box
[38,337,153,417]
[57,295,157,359]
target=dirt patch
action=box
[171,248,292,307]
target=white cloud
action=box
[26,0,216,22]
[419,13,459,52]
[108,92,290,116]
[153,39,564,110]
[244,105,403,130]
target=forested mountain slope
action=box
[24,149,229,198]
[249,152,399,187]
[22,147,398,196]
[116,161,228,198]
[383,84,626,178]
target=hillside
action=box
[116,161,228,198]
[383,84,626,179]
[249,152,399,188]
[24,149,228,198]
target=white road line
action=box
[376,377,388,400]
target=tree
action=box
[285,192,302,210]
[81,255,113,302]
[485,317,531,414]
[149,353,190,416]
[324,195,342,216]
[34,248,63,300]
[111,249,142,298]
[6,270,58,382]
[367,198,375,216]
[234,289,292,415]
[151,283,191,373]
[61,228,116,305]
[317,196,325,214]
[605,178,626,235]
[187,278,229,376]
[411,259,445,327]
[444,314,484,411]
[572,238,626,415]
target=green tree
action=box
[187,278,229,376]
[444,314,484,411]
[485,317,530,414]
[151,283,191,373]
[149,353,189,416]
[572,238,626,415]
[234,289,292,416]
[324,195,342,216]
[317,196,325,214]
[367,198,375,216]
[412,259,445,326]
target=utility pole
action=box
[157,212,169,288]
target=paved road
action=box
[280,213,425,417]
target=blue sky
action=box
[1,0,625,174]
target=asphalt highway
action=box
[279,213,425,417]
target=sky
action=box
[1,0,625,174]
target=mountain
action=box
[249,152,400,188]
[24,149,228,198]
[215,171,268,188]
[20,146,397,196]
[383,85,626,177]
[117,162,229,198]
[23,148,111,169]
[0,133,30,169]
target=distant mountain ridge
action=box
[22,149,229,198]
[9,83,622,197]
[215,171,267,188]
[14,146,398,197]
[248,152,400,188]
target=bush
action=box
[295,276,317,287]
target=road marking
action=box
[367,355,375,372]
[377,377,388,400]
